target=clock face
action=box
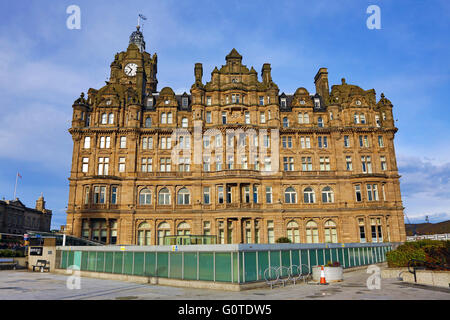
[124,63,138,76]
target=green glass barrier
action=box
[144,252,156,277]
[96,251,105,273]
[133,252,144,276]
[280,251,290,277]
[87,251,96,272]
[309,249,317,267]
[300,250,309,270]
[81,251,88,271]
[60,251,67,269]
[156,252,168,278]
[199,252,214,281]
[183,252,197,280]
[113,252,123,274]
[317,249,325,266]
[170,252,183,279]
[257,251,268,281]
[243,252,257,282]
[124,252,134,275]
[232,252,239,283]
[104,252,113,273]
[291,250,299,267]
[215,252,232,282]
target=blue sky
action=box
[0,0,449,229]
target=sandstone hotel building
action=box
[65,26,406,245]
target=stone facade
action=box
[0,196,52,235]
[65,27,406,245]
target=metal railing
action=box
[264,264,311,289]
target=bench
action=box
[32,260,50,272]
[0,258,17,270]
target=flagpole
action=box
[13,172,18,199]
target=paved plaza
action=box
[0,268,448,300]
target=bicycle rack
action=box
[264,264,311,289]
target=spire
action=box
[129,25,146,52]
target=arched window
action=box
[108,113,114,124]
[181,117,188,128]
[157,222,171,245]
[158,188,171,205]
[317,117,324,128]
[137,222,151,245]
[286,221,300,243]
[306,220,319,243]
[283,117,289,128]
[139,188,152,205]
[177,187,190,205]
[145,117,152,128]
[321,186,334,203]
[177,222,191,236]
[304,187,315,204]
[285,187,297,204]
[101,113,107,124]
[324,220,338,243]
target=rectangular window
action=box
[361,156,372,174]
[111,186,118,204]
[98,157,109,175]
[84,137,91,149]
[380,156,387,171]
[319,157,330,171]
[84,186,90,205]
[105,137,111,148]
[378,136,384,147]
[120,136,126,148]
[283,157,294,171]
[203,187,210,204]
[264,157,271,172]
[160,158,171,172]
[253,185,259,203]
[302,157,312,171]
[318,136,328,148]
[215,155,223,171]
[355,185,362,202]
[100,136,105,149]
[344,135,350,147]
[118,157,126,173]
[141,158,152,172]
[82,157,89,173]
[206,96,212,106]
[203,156,211,172]
[259,96,264,106]
[203,221,211,235]
[217,186,224,204]
[244,186,250,203]
[222,112,227,124]
[346,156,353,171]
[206,111,212,123]
[359,218,366,243]
[227,155,234,170]
[226,186,232,203]
[245,111,250,124]
[267,221,274,244]
[367,184,373,201]
[260,112,266,124]
[265,186,272,204]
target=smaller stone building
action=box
[0,196,52,235]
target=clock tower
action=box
[108,26,158,101]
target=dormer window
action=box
[182,97,189,107]
[314,98,320,109]
[281,98,287,108]
[147,97,154,107]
